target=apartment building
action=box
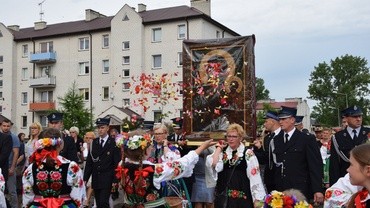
[0,0,240,133]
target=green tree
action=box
[308,54,370,126]
[256,77,270,101]
[57,82,94,135]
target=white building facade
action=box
[0,0,239,133]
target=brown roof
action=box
[256,101,298,110]
[12,5,239,41]
[13,17,113,41]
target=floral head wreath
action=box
[264,190,312,208]
[34,137,63,150]
[116,133,152,150]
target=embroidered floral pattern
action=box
[227,189,247,199]
[35,166,63,197]
[166,161,183,178]
[154,164,164,177]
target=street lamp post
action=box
[333,91,348,108]
[329,106,340,127]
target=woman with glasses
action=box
[25,122,42,166]
[147,123,181,163]
[206,123,266,208]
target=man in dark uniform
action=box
[294,116,304,131]
[84,118,121,208]
[254,110,282,193]
[271,106,323,203]
[47,112,79,162]
[329,105,370,185]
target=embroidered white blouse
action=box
[205,143,266,202]
[324,173,370,208]
[22,156,86,207]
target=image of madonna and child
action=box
[22,128,86,207]
[114,128,217,207]
[324,143,370,208]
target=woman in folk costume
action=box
[206,123,266,208]
[22,128,86,208]
[115,130,216,207]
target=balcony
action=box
[29,52,56,64]
[29,101,56,112]
[29,76,56,88]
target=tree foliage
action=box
[256,77,270,101]
[308,54,370,126]
[57,82,94,135]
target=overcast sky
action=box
[1,0,370,109]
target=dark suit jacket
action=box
[60,135,79,163]
[329,126,370,185]
[0,132,13,181]
[254,130,283,193]
[84,136,121,190]
[272,129,323,200]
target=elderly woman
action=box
[147,123,181,163]
[115,130,217,207]
[22,128,86,207]
[70,126,84,164]
[206,123,266,208]
[25,122,42,166]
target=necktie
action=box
[352,129,358,140]
[100,139,104,148]
[284,133,289,143]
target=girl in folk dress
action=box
[22,128,86,207]
[115,130,216,207]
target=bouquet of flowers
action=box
[264,190,312,208]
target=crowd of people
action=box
[0,104,369,208]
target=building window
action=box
[102,87,109,100]
[79,88,89,101]
[102,35,109,48]
[22,45,28,57]
[122,69,130,78]
[122,82,130,91]
[0,92,3,99]
[40,91,53,102]
[0,69,3,77]
[40,115,47,127]
[152,28,162,42]
[152,55,162,69]
[40,42,53,53]
[0,106,2,114]
[178,24,186,39]
[0,80,3,88]
[22,68,28,80]
[123,98,130,107]
[22,116,27,128]
[0,56,3,63]
[122,56,130,65]
[153,111,162,123]
[216,30,221,39]
[122,41,130,50]
[79,62,90,75]
[102,60,109,73]
[178,52,183,66]
[79,37,89,50]
[0,31,2,37]
[21,92,28,104]
[41,66,51,77]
